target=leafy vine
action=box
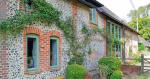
[0,0,107,65]
[0,0,60,34]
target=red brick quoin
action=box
[23,26,62,75]
[0,38,8,79]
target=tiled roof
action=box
[97,6,139,35]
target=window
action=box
[106,21,122,58]
[50,37,59,67]
[118,28,121,40]
[25,0,32,12]
[98,16,101,29]
[112,24,115,38]
[26,34,39,70]
[98,16,104,29]
[106,21,110,33]
[90,8,97,24]
[115,44,122,58]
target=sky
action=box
[97,0,150,22]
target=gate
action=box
[141,54,150,73]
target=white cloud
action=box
[97,0,150,21]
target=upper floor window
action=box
[26,34,39,70]
[90,8,97,24]
[50,37,59,67]
[25,0,32,12]
[98,15,104,29]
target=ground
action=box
[123,73,150,79]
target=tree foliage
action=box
[140,27,150,40]
[128,3,150,19]
[0,0,61,35]
[128,3,150,40]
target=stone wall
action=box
[76,2,106,77]
[0,0,106,79]
[125,30,138,58]
[7,24,70,79]
[2,0,71,79]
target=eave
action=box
[97,7,139,35]
[78,0,103,8]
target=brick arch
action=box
[45,30,62,71]
[23,27,63,74]
[23,27,44,74]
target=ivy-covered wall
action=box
[0,0,106,79]
[76,2,106,78]
[0,0,71,79]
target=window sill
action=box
[49,66,61,72]
[90,21,97,25]
[25,68,41,75]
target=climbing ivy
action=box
[0,0,107,65]
[0,0,79,56]
[0,0,60,34]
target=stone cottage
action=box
[0,0,139,79]
[98,6,139,61]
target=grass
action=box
[139,73,150,79]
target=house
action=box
[98,6,139,61]
[0,0,139,79]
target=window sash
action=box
[50,37,59,68]
[26,34,39,71]
[98,16,101,29]
[25,0,33,13]
[91,9,97,24]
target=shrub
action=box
[68,53,84,65]
[66,64,87,79]
[98,56,122,79]
[98,56,121,72]
[138,43,145,51]
[110,70,123,79]
[131,53,141,65]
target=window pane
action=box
[112,24,115,38]
[27,35,38,69]
[91,9,97,24]
[106,21,110,33]
[25,0,32,12]
[98,16,101,28]
[50,38,59,67]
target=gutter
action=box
[78,0,104,8]
[97,7,139,35]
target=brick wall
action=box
[0,37,8,79]
[0,0,8,20]
[121,65,141,75]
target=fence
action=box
[141,54,150,73]
[125,54,150,74]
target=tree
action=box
[140,27,150,40]
[128,3,150,40]
[128,3,150,19]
